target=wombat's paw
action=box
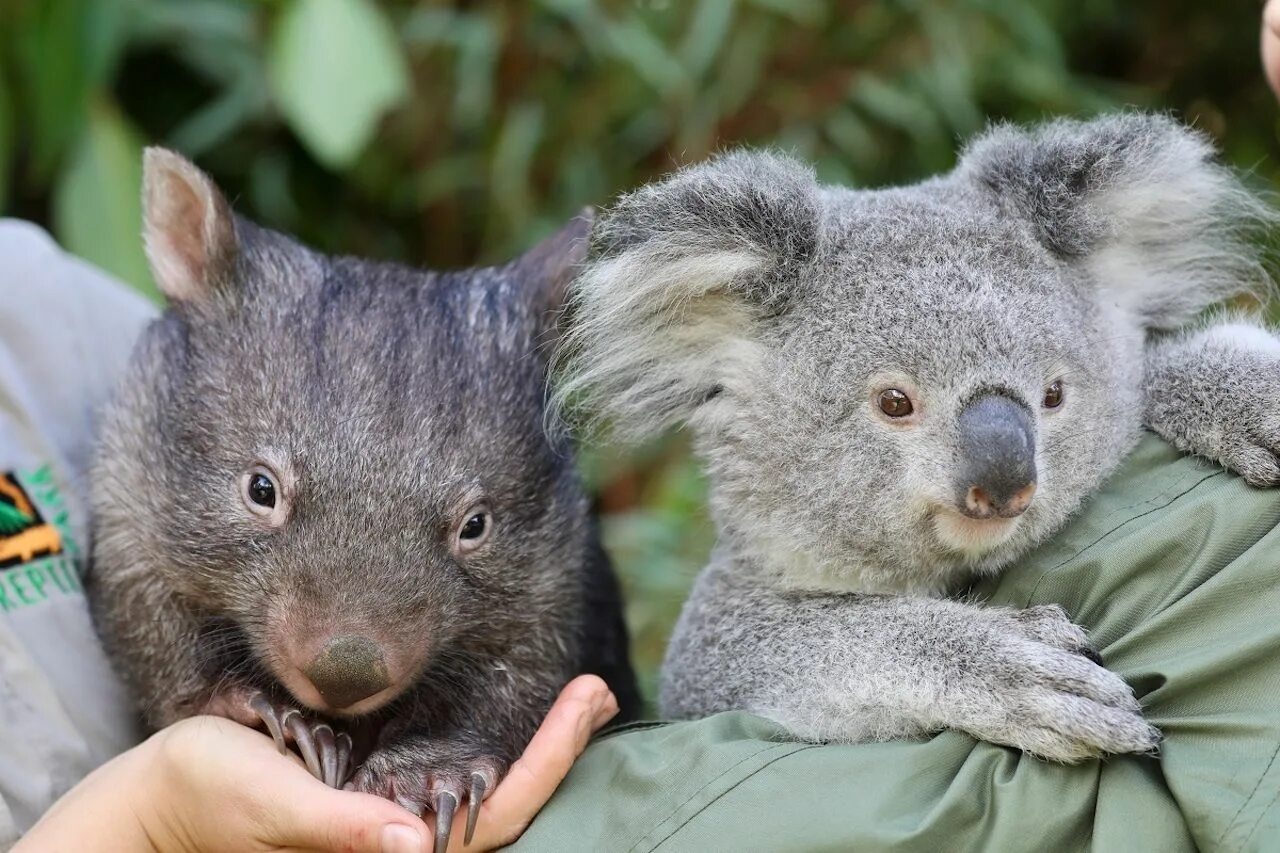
[347,737,507,853]
[202,685,352,787]
[971,625,1160,763]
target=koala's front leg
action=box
[1144,317,1280,486]
[662,560,1158,763]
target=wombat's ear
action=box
[141,147,238,304]
[556,149,820,439]
[962,113,1272,328]
[509,208,593,338]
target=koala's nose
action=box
[303,635,390,710]
[955,393,1037,519]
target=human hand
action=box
[17,674,618,852]
[1263,0,1280,99]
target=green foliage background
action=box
[2,0,1277,707]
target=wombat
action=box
[88,148,639,851]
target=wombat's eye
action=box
[453,503,493,555]
[247,474,275,508]
[1043,380,1064,409]
[877,388,914,418]
[240,465,286,524]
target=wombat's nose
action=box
[955,393,1037,519]
[304,635,390,710]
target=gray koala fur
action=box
[557,113,1277,762]
[88,149,638,841]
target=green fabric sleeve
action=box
[511,436,1280,852]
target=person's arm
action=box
[18,675,618,853]
[511,437,1280,852]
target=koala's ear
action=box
[962,114,1272,328]
[556,149,821,439]
[141,147,238,304]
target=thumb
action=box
[268,780,430,853]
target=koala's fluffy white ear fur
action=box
[557,150,820,440]
[963,113,1274,328]
[142,147,238,304]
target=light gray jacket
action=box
[0,220,153,845]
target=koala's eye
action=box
[877,388,914,418]
[453,503,493,556]
[1043,380,1064,409]
[240,465,287,525]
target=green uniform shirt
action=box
[515,436,1280,852]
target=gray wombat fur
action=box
[558,113,1277,762]
[88,149,638,813]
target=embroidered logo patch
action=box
[0,466,82,611]
[0,471,63,568]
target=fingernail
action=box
[591,692,619,728]
[381,823,423,853]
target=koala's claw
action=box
[1078,645,1104,666]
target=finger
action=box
[467,676,615,848]
[265,781,431,853]
[1264,0,1280,98]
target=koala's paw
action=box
[1213,424,1280,488]
[1147,349,1280,487]
[972,607,1160,763]
[347,734,507,853]
[201,685,352,787]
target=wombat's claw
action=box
[346,751,501,848]
[247,691,290,755]
[426,771,491,853]
[313,725,353,788]
[242,692,351,787]
[283,710,323,779]
[465,772,487,844]
[432,790,457,853]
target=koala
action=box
[88,148,639,851]
[557,114,1277,762]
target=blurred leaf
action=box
[489,102,545,242]
[741,0,826,26]
[15,0,95,181]
[168,76,267,156]
[268,0,410,168]
[679,0,735,78]
[602,15,688,98]
[52,99,157,299]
